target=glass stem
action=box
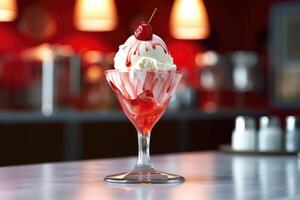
[136,132,153,168]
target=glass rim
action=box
[105,69,184,75]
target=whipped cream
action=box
[114,34,176,71]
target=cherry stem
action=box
[147,8,157,24]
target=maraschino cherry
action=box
[134,22,153,40]
[134,8,157,41]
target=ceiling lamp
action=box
[74,0,118,31]
[170,0,210,39]
[0,0,17,21]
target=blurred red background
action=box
[0,0,280,54]
[0,0,287,110]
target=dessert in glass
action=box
[104,15,184,184]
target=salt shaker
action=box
[258,116,282,152]
[232,116,256,151]
[285,116,300,152]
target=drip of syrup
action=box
[124,38,169,67]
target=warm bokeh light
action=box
[0,0,17,21]
[195,51,218,67]
[170,0,210,40]
[74,0,118,32]
[21,43,74,61]
[85,65,103,83]
[83,50,103,63]
[22,44,54,61]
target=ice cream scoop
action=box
[114,22,176,71]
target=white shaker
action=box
[285,116,300,152]
[232,116,256,151]
[258,116,282,152]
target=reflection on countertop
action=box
[0,152,299,200]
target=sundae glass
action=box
[104,11,184,184]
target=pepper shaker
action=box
[285,116,300,152]
[258,116,282,152]
[232,116,256,151]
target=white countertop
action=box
[0,151,299,200]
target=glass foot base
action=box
[104,168,184,184]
